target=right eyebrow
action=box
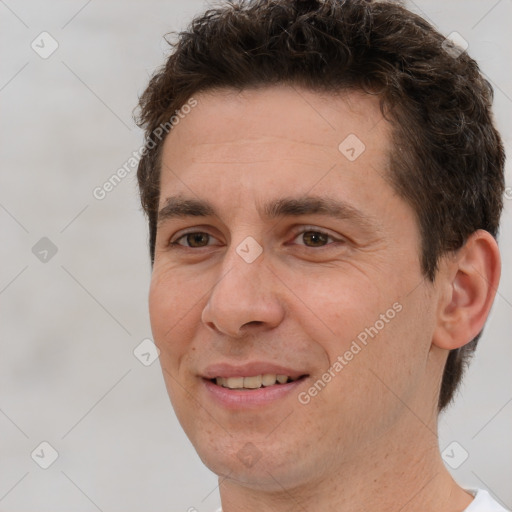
[157,197,216,227]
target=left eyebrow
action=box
[261,195,379,232]
[157,194,380,232]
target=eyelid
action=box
[167,224,344,248]
[169,228,222,247]
[289,225,344,245]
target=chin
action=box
[192,433,313,491]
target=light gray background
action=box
[1,1,511,511]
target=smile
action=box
[212,374,306,390]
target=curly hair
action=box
[135,0,505,411]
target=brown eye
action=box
[172,232,213,247]
[186,233,210,247]
[301,231,330,247]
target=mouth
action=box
[209,373,309,390]
[201,362,310,408]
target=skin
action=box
[148,85,500,511]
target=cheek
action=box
[286,264,385,344]
[148,270,202,421]
[148,267,204,365]
[148,272,174,342]
[295,266,430,400]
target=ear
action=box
[432,230,501,350]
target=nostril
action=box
[242,320,264,328]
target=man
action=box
[135,0,508,510]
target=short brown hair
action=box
[135,0,505,411]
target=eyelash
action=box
[168,226,342,249]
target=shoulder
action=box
[463,489,510,512]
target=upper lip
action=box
[201,362,308,380]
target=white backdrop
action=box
[1,1,511,511]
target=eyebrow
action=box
[157,195,377,231]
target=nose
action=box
[201,248,285,338]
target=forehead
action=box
[158,85,392,210]
[162,85,388,162]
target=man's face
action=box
[149,85,441,489]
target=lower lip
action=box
[203,378,306,409]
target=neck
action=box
[218,416,473,512]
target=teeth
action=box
[215,374,297,389]
[225,377,244,388]
[262,374,276,386]
[243,375,262,388]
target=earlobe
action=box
[432,230,501,351]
